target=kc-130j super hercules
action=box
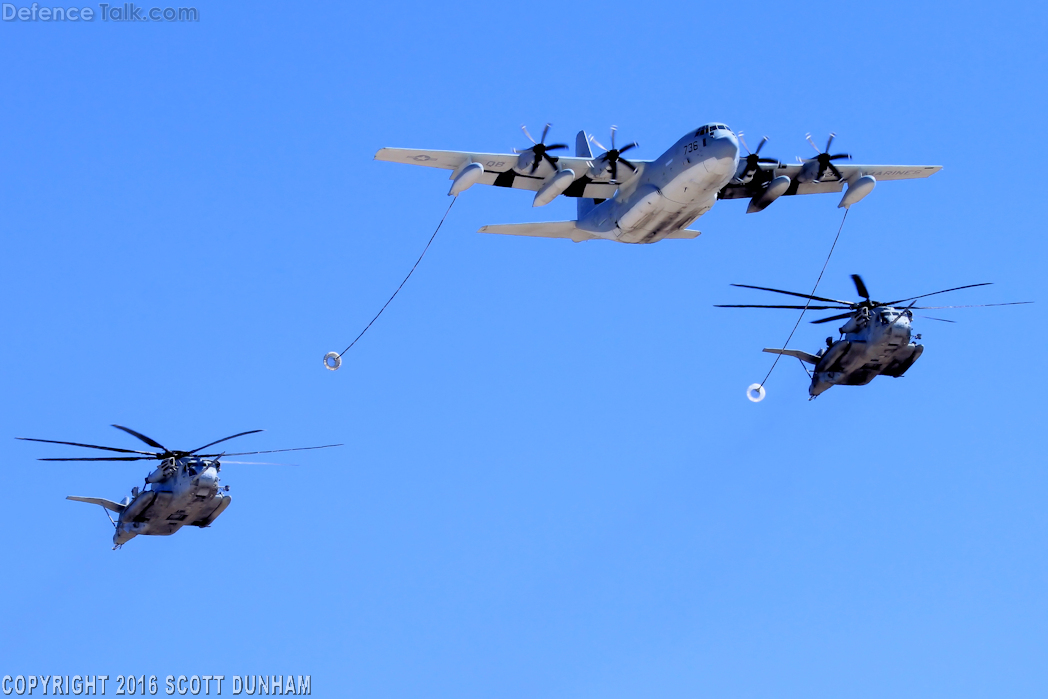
[17,425,340,548]
[376,125,940,243]
[718,275,1032,399]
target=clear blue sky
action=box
[2,2,1046,696]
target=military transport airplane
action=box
[376,124,940,244]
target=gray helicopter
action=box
[717,275,1031,399]
[17,425,340,548]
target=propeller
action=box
[589,126,639,181]
[17,425,342,463]
[803,132,852,181]
[736,133,778,181]
[515,123,567,174]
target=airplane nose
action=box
[704,133,739,175]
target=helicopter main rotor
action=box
[17,425,341,463]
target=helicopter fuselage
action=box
[108,457,230,546]
[809,306,923,396]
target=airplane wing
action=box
[375,148,641,200]
[719,163,942,200]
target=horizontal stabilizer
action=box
[479,221,594,243]
[67,495,126,513]
[762,348,820,365]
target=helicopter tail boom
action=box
[762,348,820,365]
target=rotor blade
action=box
[714,304,852,309]
[885,283,993,305]
[909,302,1033,309]
[521,124,536,144]
[730,283,853,305]
[188,429,264,455]
[111,425,168,451]
[15,437,157,456]
[851,274,870,300]
[205,444,343,457]
[810,312,856,325]
[218,460,300,466]
[38,456,158,462]
[919,316,957,323]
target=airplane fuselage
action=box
[578,124,740,244]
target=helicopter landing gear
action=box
[746,383,766,402]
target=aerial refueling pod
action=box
[448,162,484,196]
[533,169,575,207]
[838,175,876,208]
[747,175,791,213]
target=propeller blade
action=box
[909,302,1033,309]
[111,425,168,452]
[755,136,768,154]
[610,125,617,149]
[619,158,637,172]
[545,144,568,151]
[521,124,536,144]
[15,437,157,456]
[618,142,638,154]
[38,456,157,462]
[542,152,558,169]
[825,133,835,152]
[206,444,343,457]
[885,283,993,305]
[827,161,843,180]
[188,429,264,455]
[810,312,856,325]
[714,304,852,310]
[738,133,752,155]
[540,123,550,143]
[805,134,820,153]
[851,274,870,300]
[758,157,779,164]
[730,283,854,305]
[610,160,618,181]
[829,153,852,160]
[589,135,608,152]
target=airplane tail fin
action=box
[575,130,600,219]
[762,348,820,365]
[478,221,594,243]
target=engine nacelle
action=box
[747,176,791,213]
[448,162,484,196]
[533,169,575,207]
[838,175,876,208]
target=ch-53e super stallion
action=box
[376,124,940,244]
[17,425,340,548]
[718,275,1031,399]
